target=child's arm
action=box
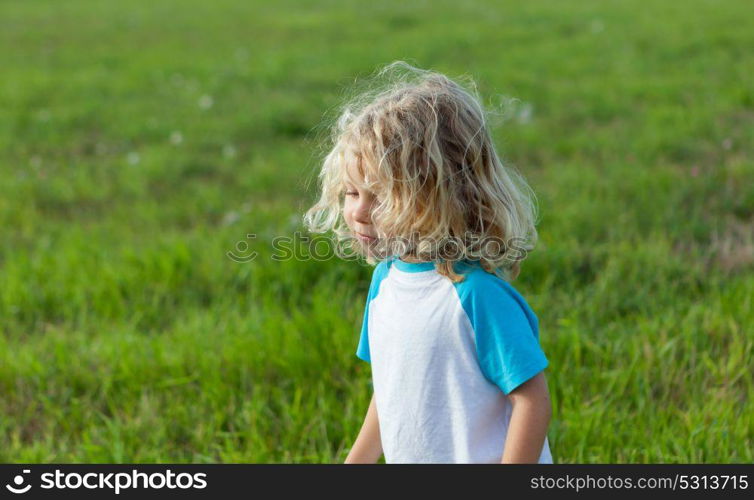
[344,393,383,463]
[500,371,552,463]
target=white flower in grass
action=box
[223,144,237,159]
[198,94,214,110]
[287,213,302,230]
[222,210,240,226]
[127,152,140,165]
[517,102,533,124]
[170,131,184,145]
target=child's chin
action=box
[359,238,382,256]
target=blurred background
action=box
[1,0,751,462]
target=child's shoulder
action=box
[372,257,393,279]
[453,262,521,300]
[453,262,539,331]
[370,257,531,306]
[364,257,393,297]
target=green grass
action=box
[1,0,752,462]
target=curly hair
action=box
[304,61,539,282]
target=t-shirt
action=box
[356,255,552,464]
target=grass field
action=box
[1,0,752,462]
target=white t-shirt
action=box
[357,256,553,463]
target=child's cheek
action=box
[342,200,354,230]
[341,198,348,217]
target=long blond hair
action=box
[304,61,539,282]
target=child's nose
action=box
[353,199,373,224]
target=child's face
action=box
[342,163,379,249]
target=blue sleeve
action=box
[454,271,549,395]
[356,260,390,363]
[356,291,372,362]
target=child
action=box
[304,61,553,464]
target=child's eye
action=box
[345,191,358,197]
